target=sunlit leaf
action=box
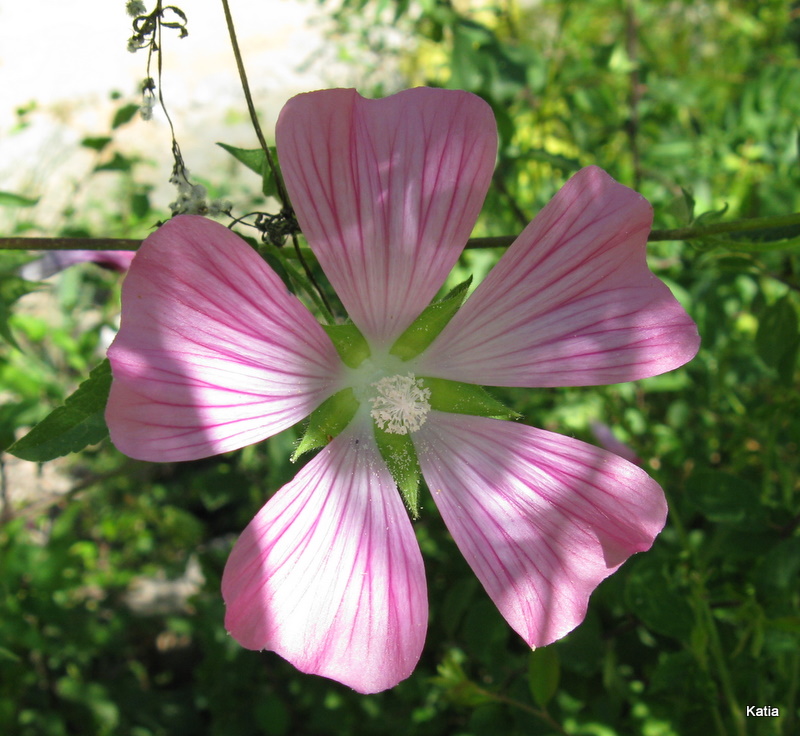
[7,360,112,461]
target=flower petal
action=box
[414,412,667,647]
[277,88,497,348]
[221,424,428,693]
[19,250,135,280]
[418,166,700,386]
[106,215,343,461]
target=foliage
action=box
[1,0,799,734]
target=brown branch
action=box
[0,237,141,251]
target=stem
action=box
[695,584,746,736]
[649,212,800,242]
[220,0,289,211]
[4,212,799,253]
[471,684,568,734]
[0,455,11,524]
[625,0,642,190]
[0,237,141,251]
[261,240,335,324]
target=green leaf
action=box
[0,274,38,348]
[217,143,283,199]
[111,103,140,129]
[322,323,371,368]
[292,389,359,460]
[81,136,112,152]
[373,426,422,518]
[6,360,113,461]
[218,143,265,177]
[624,559,694,639]
[686,469,767,529]
[756,296,799,385]
[390,276,472,361]
[94,152,133,173]
[528,646,560,707]
[0,647,21,663]
[0,191,39,208]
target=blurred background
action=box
[1,1,799,734]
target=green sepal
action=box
[426,377,519,420]
[292,388,359,461]
[6,360,112,461]
[322,323,371,368]
[389,276,472,361]
[373,426,422,519]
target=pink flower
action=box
[590,421,643,465]
[20,250,136,280]
[105,88,700,693]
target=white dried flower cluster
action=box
[140,94,156,121]
[126,1,148,18]
[168,172,232,217]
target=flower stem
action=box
[649,211,800,246]
[4,212,799,253]
[219,0,290,212]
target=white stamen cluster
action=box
[370,374,431,435]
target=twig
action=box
[3,212,799,253]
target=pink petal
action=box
[414,412,667,647]
[276,88,497,348]
[19,249,136,280]
[106,215,343,461]
[221,424,428,693]
[590,421,642,465]
[418,166,700,386]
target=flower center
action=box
[369,374,431,435]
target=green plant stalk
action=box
[260,240,335,324]
[219,0,289,211]
[3,212,799,253]
[694,580,746,736]
[470,684,568,735]
[785,650,799,736]
[0,237,141,251]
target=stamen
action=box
[370,374,431,435]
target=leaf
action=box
[624,558,694,639]
[218,143,266,177]
[94,152,133,173]
[686,469,767,529]
[6,360,112,461]
[81,136,112,152]
[0,647,21,663]
[0,274,38,348]
[0,191,39,208]
[111,103,140,129]
[756,296,799,385]
[217,143,283,199]
[528,646,560,707]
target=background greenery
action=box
[1,0,799,734]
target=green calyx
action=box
[389,276,472,361]
[426,377,520,420]
[292,388,359,461]
[322,323,371,368]
[373,425,423,519]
